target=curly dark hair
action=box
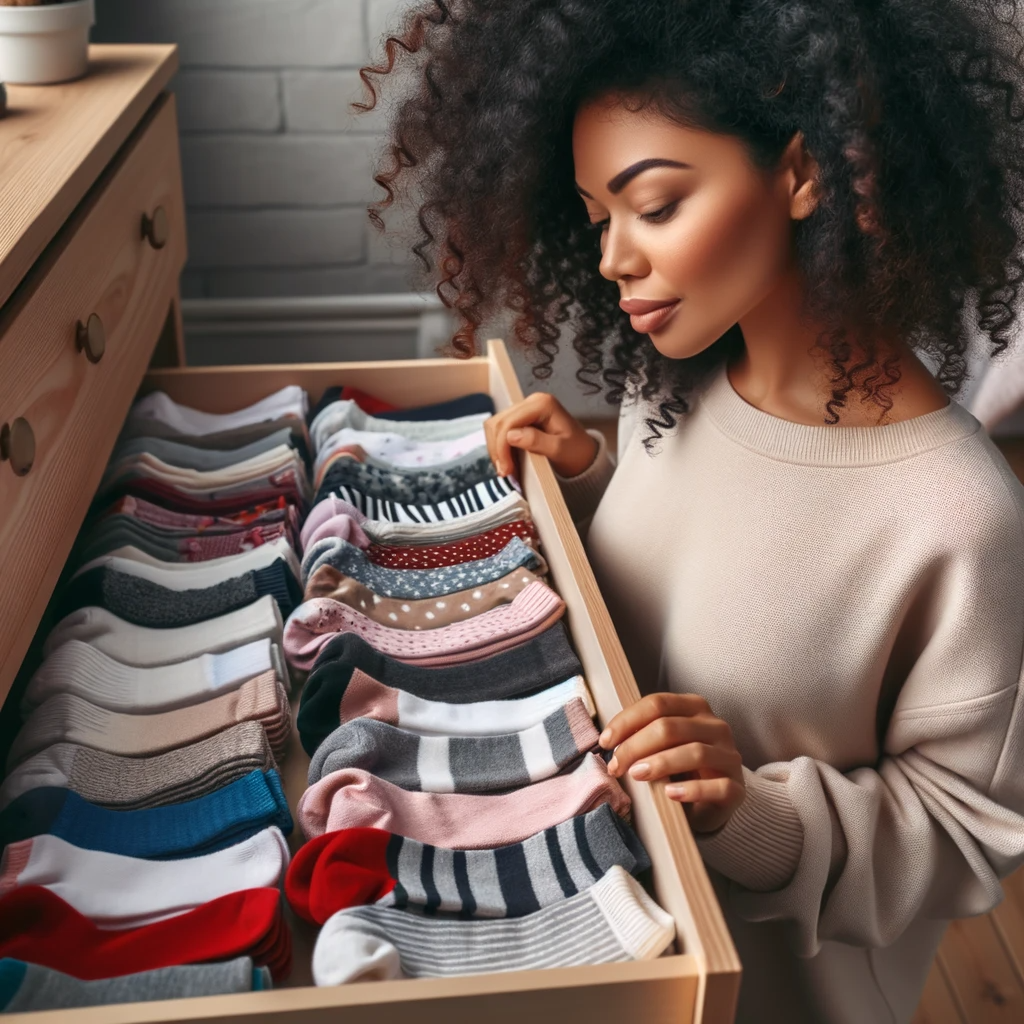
[357,0,1024,440]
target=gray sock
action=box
[109,427,297,472]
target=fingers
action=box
[666,776,747,833]
[484,394,561,476]
[599,692,713,751]
[620,738,742,785]
[505,425,562,461]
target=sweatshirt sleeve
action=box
[554,429,616,525]
[696,491,1024,955]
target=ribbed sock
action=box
[326,476,520,525]
[8,671,290,768]
[307,701,597,792]
[286,803,649,924]
[298,753,629,847]
[110,426,298,471]
[22,638,279,714]
[296,624,583,755]
[314,426,486,476]
[0,887,291,982]
[311,400,487,451]
[0,721,277,812]
[363,520,538,569]
[0,827,290,929]
[311,865,674,984]
[283,581,565,672]
[0,957,271,1012]
[0,769,292,859]
[44,596,284,667]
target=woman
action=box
[357,2,1024,1020]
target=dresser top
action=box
[0,43,178,312]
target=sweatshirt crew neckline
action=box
[699,364,980,466]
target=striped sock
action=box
[328,476,521,525]
[307,701,598,791]
[286,804,649,924]
[311,865,674,984]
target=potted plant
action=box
[0,0,94,85]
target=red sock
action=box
[0,886,291,981]
[340,387,399,415]
[285,828,395,925]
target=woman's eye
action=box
[640,201,679,224]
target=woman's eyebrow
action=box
[575,158,692,199]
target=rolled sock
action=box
[298,753,630,846]
[0,769,293,859]
[21,638,278,713]
[286,803,650,925]
[308,702,597,792]
[302,536,544,599]
[328,476,520,525]
[110,426,298,470]
[312,865,674,984]
[364,520,538,569]
[0,887,291,982]
[126,386,308,437]
[0,721,277,812]
[296,624,583,754]
[304,513,372,552]
[283,581,565,673]
[7,672,290,768]
[0,828,290,929]
[58,559,302,628]
[311,399,487,451]
[0,957,271,1012]
[43,596,284,667]
[338,673,595,735]
[314,427,486,476]
[304,565,541,627]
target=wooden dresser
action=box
[0,45,740,1024]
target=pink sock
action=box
[301,497,368,549]
[283,582,565,672]
[296,752,630,847]
[303,513,372,552]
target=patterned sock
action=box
[327,477,521,525]
[363,520,538,569]
[310,400,487,451]
[307,702,597,791]
[104,493,300,535]
[312,865,673,984]
[21,638,280,714]
[0,828,290,929]
[0,957,271,1013]
[0,887,291,982]
[314,426,486,476]
[296,623,583,754]
[110,426,298,471]
[303,565,541,627]
[126,386,308,438]
[0,769,293,859]
[44,596,284,667]
[0,722,277,812]
[336,672,593,736]
[8,672,290,768]
[298,753,629,847]
[286,803,649,924]
[283,581,565,672]
[301,536,544,599]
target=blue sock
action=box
[0,960,26,1011]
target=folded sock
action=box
[0,887,291,982]
[22,638,278,714]
[302,535,544,599]
[106,493,299,535]
[57,559,302,628]
[0,721,277,812]
[0,828,290,929]
[364,520,539,569]
[296,624,583,754]
[311,400,488,451]
[336,673,594,736]
[303,565,541,627]
[8,672,290,768]
[312,865,673,984]
[314,426,486,477]
[298,753,629,847]
[0,957,271,1012]
[287,804,650,925]
[110,426,299,471]
[127,386,308,438]
[44,595,284,667]
[308,390,493,426]
[304,512,372,552]
[307,702,597,792]
[327,476,520,525]
[283,581,565,672]
[0,770,292,859]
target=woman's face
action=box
[572,93,803,358]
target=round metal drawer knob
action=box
[76,313,105,364]
[0,417,36,476]
[141,206,169,250]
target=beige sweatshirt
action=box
[558,364,1024,1024]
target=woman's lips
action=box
[629,300,681,334]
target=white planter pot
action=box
[0,0,94,85]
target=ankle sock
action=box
[297,753,629,847]
[307,701,597,792]
[0,827,290,929]
[328,476,520,525]
[364,520,538,569]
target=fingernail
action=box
[630,762,651,780]
[599,728,612,747]
[665,784,690,800]
[507,429,522,442]
[607,756,619,775]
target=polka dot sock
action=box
[363,519,539,569]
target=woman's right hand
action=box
[484,393,599,479]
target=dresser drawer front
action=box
[0,92,186,698]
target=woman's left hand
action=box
[599,692,746,833]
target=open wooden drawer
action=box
[1,340,739,1024]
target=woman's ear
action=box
[783,131,821,221]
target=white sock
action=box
[21,639,278,714]
[128,386,308,437]
[311,400,489,452]
[0,827,290,929]
[103,445,300,491]
[315,428,487,476]
[43,596,284,667]
[362,494,532,545]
